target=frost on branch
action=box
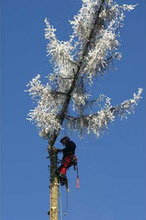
[44,18,74,68]
[26,75,66,138]
[66,89,143,138]
[112,88,143,119]
[26,0,142,140]
[69,0,101,45]
[69,0,136,80]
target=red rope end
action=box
[76,176,80,189]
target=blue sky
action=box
[1,0,146,220]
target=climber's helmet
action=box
[60,136,70,145]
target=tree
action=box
[26,0,142,219]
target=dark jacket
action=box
[58,140,76,158]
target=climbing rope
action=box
[64,187,69,216]
[58,183,69,218]
[76,162,80,189]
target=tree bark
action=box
[48,146,58,220]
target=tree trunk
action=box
[48,146,58,220]
[47,3,105,219]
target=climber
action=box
[56,136,77,187]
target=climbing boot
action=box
[59,174,68,186]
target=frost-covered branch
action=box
[26,75,66,139]
[66,89,143,137]
[44,18,75,68]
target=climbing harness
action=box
[57,155,79,189]
[56,155,80,217]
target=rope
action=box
[59,183,69,218]
[76,162,80,189]
[64,187,69,216]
